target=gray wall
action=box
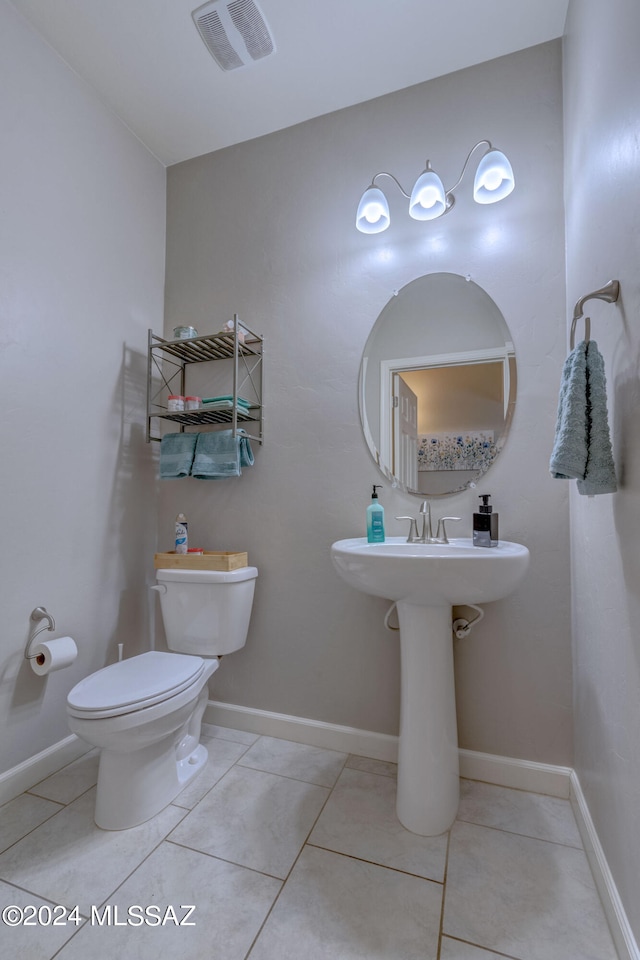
[564,0,640,942]
[4,2,637,938]
[0,0,166,773]
[164,40,573,765]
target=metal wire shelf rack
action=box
[145,315,263,444]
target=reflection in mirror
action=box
[359,273,516,497]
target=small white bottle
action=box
[175,513,188,554]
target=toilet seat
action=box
[67,651,206,720]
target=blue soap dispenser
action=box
[367,484,385,543]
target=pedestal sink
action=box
[331,536,529,836]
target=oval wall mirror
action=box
[359,273,516,497]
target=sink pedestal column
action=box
[396,602,459,836]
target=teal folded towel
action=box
[202,395,252,408]
[191,430,254,479]
[550,340,617,495]
[160,432,197,479]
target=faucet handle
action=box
[435,517,461,544]
[395,516,419,542]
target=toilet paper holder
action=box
[25,606,56,660]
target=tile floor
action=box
[0,725,619,960]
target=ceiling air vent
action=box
[192,0,276,71]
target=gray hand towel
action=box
[192,429,240,478]
[159,432,197,479]
[191,429,254,479]
[577,340,617,495]
[549,340,617,494]
[550,341,588,481]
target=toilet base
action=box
[95,738,208,830]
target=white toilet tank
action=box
[155,566,258,656]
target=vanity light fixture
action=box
[356,140,514,234]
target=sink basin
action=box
[331,537,530,606]
[331,534,530,836]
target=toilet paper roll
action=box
[30,636,78,676]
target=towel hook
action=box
[569,279,620,350]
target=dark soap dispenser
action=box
[473,494,499,547]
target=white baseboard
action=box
[205,700,572,796]
[458,748,572,798]
[0,735,90,807]
[570,771,639,960]
[204,700,399,761]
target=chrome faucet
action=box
[395,500,461,544]
[419,500,432,541]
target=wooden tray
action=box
[154,551,248,571]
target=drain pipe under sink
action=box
[452,604,484,639]
[383,602,485,639]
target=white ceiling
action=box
[10,0,569,166]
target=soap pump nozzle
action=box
[371,484,382,499]
[478,494,493,513]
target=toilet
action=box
[66,565,258,830]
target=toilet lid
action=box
[67,651,205,716]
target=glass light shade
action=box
[409,169,446,221]
[473,149,515,204]
[356,186,390,233]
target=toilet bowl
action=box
[67,565,258,830]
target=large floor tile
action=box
[345,755,397,779]
[0,879,82,960]
[172,737,250,809]
[0,788,185,915]
[308,767,448,882]
[249,845,442,960]
[440,937,510,960]
[169,765,329,878]
[444,820,618,960]
[28,751,99,805]
[238,736,347,787]
[457,779,582,847]
[0,793,63,853]
[55,841,281,960]
[201,723,259,745]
